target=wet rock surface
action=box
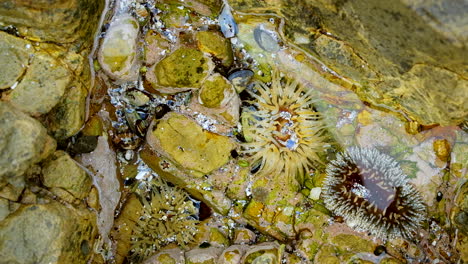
[147,47,214,93]
[42,150,92,200]
[231,0,468,127]
[0,0,466,263]
[0,0,103,44]
[0,102,55,188]
[147,112,235,175]
[0,0,104,264]
[0,202,97,264]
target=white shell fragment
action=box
[309,187,322,200]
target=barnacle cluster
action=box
[322,147,426,240]
[129,178,199,262]
[241,71,326,188]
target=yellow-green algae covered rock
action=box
[0,32,29,90]
[110,194,143,264]
[147,112,235,175]
[139,147,232,215]
[41,150,92,199]
[0,102,56,188]
[4,46,71,115]
[218,245,247,264]
[241,242,283,264]
[199,74,231,108]
[185,247,224,264]
[47,82,88,140]
[196,31,234,67]
[142,248,185,264]
[0,201,97,264]
[330,234,374,253]
[148,47,213,93]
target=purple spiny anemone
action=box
[322,147,426,240]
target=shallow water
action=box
[87,0,467,263]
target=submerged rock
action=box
[241,242,283,264]
[146,47,213,93]
[190,73,240,126]
[142,248,185,264]
[196,31,234,67]
[0,102,56,188]
[185,247,224,264]
[47,82,88,140]
[0,202,97,264]
[198,74,235,109]
[217,245,247,264]
[98,14,140,81]
[0,0,103,44]
[147,112,235,175]
[140,147,233,215]
[41,150,92,200]
[231,0,468,126]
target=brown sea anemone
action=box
[322,147,426,240]
[129,178,199,262]
[241,71,327,189]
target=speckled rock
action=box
[0,102,56,188]
[233,228,256,244]
[41,150,92,199]
[217,245,247,264]
[0,183,23,202]
[0,0,104,44]
[147,112,235,175]
[0,32,30,90]
[147,47,213,93]
[0,202,97,264]
[4,49,71,115]
[47,82,88,140]
[0,198,9,221]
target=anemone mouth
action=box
[323,147,426,240]
[240,71,327,188]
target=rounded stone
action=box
[42,150,92,199]
[7,51,71,115]
[98,14,139,80]
[147,112,235,175]
[0,202,97,264]
[0,102,56,188]
[0,32,29,90]
[148,47,212,93]
[199,74,232,108]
